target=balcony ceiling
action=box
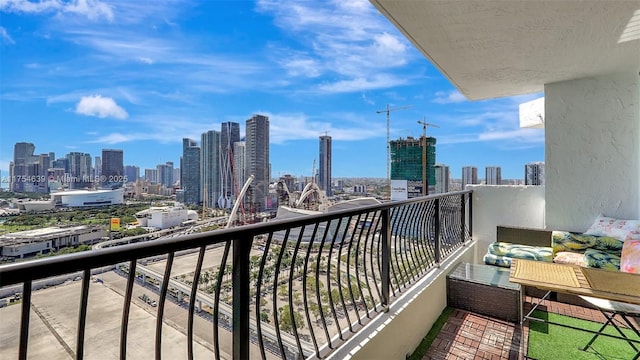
[370,0,640,100]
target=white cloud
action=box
[282,57,321,78]
[433,90,467,104]
[1,0,114,21]
[317,74,409,93]
[259,111,386,144]
[257,0,414,91]
[361,92,375,105]
[75,95,128,119]
[0,26,15,44]
[138,57,153,64]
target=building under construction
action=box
[390,136,436,196]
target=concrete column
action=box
[545,72,640,231]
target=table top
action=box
[448,262,520,290]
[509,259,640,306]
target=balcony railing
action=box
[0,190,472,359]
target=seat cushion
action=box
[620,239,640,274]
[553,251,587,267]
[483,253,512,268]
[584,248,621,271]
[487,242,553,262]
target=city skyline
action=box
[0,1,544,181]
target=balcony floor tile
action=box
[421,295,632,360]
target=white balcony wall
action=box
[468,185,545,263]
[545,72,640,231]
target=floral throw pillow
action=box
[584,215,640,241]
[620,239,640,274]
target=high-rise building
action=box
[485,166,502,185]
[181,138,201,204]
[434,164,450,194]
[12,142,36,192]
[94,156,102,178]
[53,158,69,173]
[201,130,221,209]
[144,168,158,183]
[525,162,545,185]
[220,122,241,208]
[124,165,139,183]
[66,152,93,189]
[319,135,332,196]
[461,166,478,189]
[157,161,174,188]
[101,149,124,187]
[245,114,270,211]
[390,136,436,196]
[233,141,246,191]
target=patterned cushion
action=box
[584,215,640,241]
[483,253,512,268]
[552,231,594,253]
[552,231,622,256]
[553,251,587,267]
[584,248,621,271]
[487,242,553,262]
[620,239,640,274]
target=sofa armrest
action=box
[497,226,552,247]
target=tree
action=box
[278,305,304,333]
[308,302,320,321]
[260,311,270,323]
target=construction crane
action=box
[376,104,412,199]
[418,118,440,196]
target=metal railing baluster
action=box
[155,251,174,360]
[120,260,136,360]
[232,235,252,360]
[76,269,91,360]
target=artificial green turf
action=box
[528,310,639,360]
[407,307,454,360]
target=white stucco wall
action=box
[545,73,640,231]
[467,185,545,263]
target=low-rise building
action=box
[0,225,106,259]
[135,205,198,229]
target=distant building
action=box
[319,135,332,196]
[245,114,270,211]
[11,142,36,192]
[233,141,246,190]
[157,161,174,188]
[180,138,201,204]
[525,162,545,185]
[52,188,124,207]
[390,136,436,197]
[144,168,158,183]
[101,149,124,188]
[220,122,241,207]
[201,130,221,209]
[135,205,198,229]
[0,225,106,259]
[462,166,478,189]
[434,164,450,194]
[66,152,93,189]
[485,166,502,185]
[125,165,139,183]
[94,156,101,178]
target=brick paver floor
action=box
[422,295,625,360]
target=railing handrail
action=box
[0,190,472,360]
[0,190,471,287]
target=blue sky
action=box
[0,0,544,183]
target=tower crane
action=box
[376,104,412,199]
[418,117,440,196]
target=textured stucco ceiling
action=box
[370,0,640,100]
